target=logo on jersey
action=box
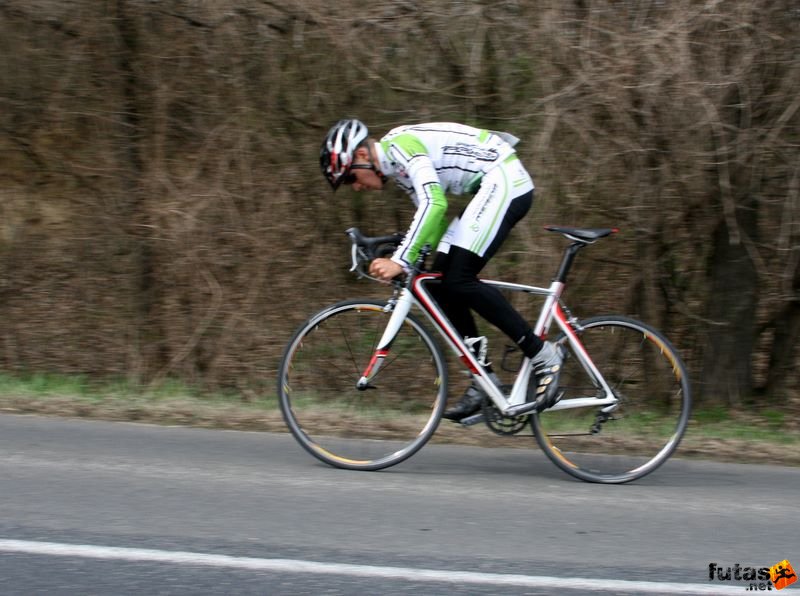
[443,143,498,162]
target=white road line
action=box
[0,539,747,594]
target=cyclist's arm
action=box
[386,138,448,269]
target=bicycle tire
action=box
[531,315,691,483]
[278,299,448,471]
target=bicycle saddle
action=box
[544,225,618,244]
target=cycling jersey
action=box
[374,123,534,268]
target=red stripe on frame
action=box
[412,274,480,375]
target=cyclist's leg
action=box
[440,246,534,351]
[444,160,542,359]
[433,248,499,421]
[443,160,563,413]
[429,238,480,342]
[439,237,537,421]
[439,164,538,420]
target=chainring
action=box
[481,385,530,436]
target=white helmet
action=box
[320,119,369,190]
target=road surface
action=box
[0,414,796,594]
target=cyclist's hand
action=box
[369,258,404,282]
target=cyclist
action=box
[320,119,563,421]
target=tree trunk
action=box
[763,261,800,397]
[114,0,162,380]
[699,204,759,404]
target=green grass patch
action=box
[0,372,95,399]
[688,407,798,445]
[0,372,277,410]
[691,405,731,424]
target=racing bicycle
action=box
[277,226,691,483]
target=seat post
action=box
[553,242,584,284]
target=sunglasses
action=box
[341,163,376,185]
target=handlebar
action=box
[346,228,405,261]
[345,227,433,284]
[345,228,405,281]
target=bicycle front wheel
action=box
[532,316,691,483]
[278,299,448,471]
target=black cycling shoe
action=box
[442,382,485,421]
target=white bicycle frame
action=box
[356,271,619,418]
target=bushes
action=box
[0,0,797,402]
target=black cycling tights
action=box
[429,248,544,360]
[427,189,543,360]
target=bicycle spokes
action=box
[279,300,448,471]
[532,316,690,483]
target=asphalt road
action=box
[0,414,797,595]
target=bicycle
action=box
[277,226,691,483]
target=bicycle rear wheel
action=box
[278,299,448,471]
[532,316,691,483]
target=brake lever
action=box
[349,242,360,272]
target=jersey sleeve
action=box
[386,134,449,268]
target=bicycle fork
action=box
[355,290,414,390]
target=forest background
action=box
[0,1,798,423]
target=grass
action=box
[688,407,797,444]
[0,372,95,398]
[0,372,284,432]
[0,373,275,405]
[0,372,797,465]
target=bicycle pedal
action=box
[459,412,485,426]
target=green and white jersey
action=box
[374,123,531,268]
